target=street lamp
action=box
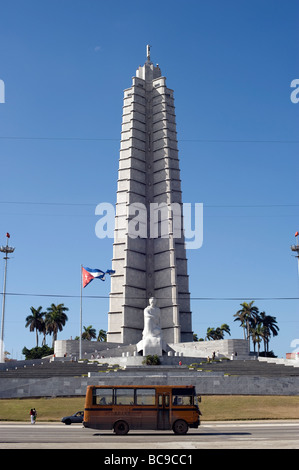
[0,233,15,363]
[291,231,299,280]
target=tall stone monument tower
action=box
[107,46,192,345]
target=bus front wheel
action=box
[114,420,129,435]
[173,419,188,435]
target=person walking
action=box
[30,408,37,424]
[33,408,37,423]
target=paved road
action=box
[0,420,298,449]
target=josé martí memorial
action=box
[3,48,299,400]
[55,46,249,364]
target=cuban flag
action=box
[82,266,115,288]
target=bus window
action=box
[115,388,135,405]
[194,395,201,406]
[93,388,113,405]
[172,388,194,406]
[158,394,170,407]
[172,395,192,406]
[136,388,156,405]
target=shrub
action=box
[22,345,54,360]
[142,354,161,365]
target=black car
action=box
[61,411,84,425]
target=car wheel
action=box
[173,419,188,435]
[114,420,129,435]
[64,419,72,425]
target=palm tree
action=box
[233,301,259,346]
[82,325,97,341]
[205,327,216,340]
[45,303,69,347]
[220,323,231,337]
[39,317,49,346]
[205,324,231,340]
[250,323,265,356]
[25,306,45,347]
[97,329,107,342]
[213,328,223,340]
[258,312,279,353]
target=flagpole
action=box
[79,264,82,361]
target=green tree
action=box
[205,327,216,340]
[206,324,231,340]
[249,323,265,356]
[82,325,97,341]
[22,345,54,360]
[234,302,279,355]
[39,317,50,346]
[219,323,231,338]
[97,329,107,342]
[257,312,279,353]
[233,301,259,344]
[45,303,69,347]
[25,306,45,347]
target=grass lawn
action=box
[0,395,299,422]
[0,397,86,422]
[199,395,299,420]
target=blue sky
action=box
[0,0,298,359]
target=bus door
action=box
[157,392,170,430]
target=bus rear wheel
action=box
[173,419,188,435]
[114,420,129,435]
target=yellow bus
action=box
[83,385,201,435]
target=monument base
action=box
[136,338,167,357]
[54,338,250,363]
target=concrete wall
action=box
[1,370,299,398]
[54,340,120,358]
[169,339,250,359]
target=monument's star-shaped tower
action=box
[108,47,192,345]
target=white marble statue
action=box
[142,297,161,338]
[140,297,163,356]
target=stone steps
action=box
[0,361,101,378]
[0,358,299,379]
